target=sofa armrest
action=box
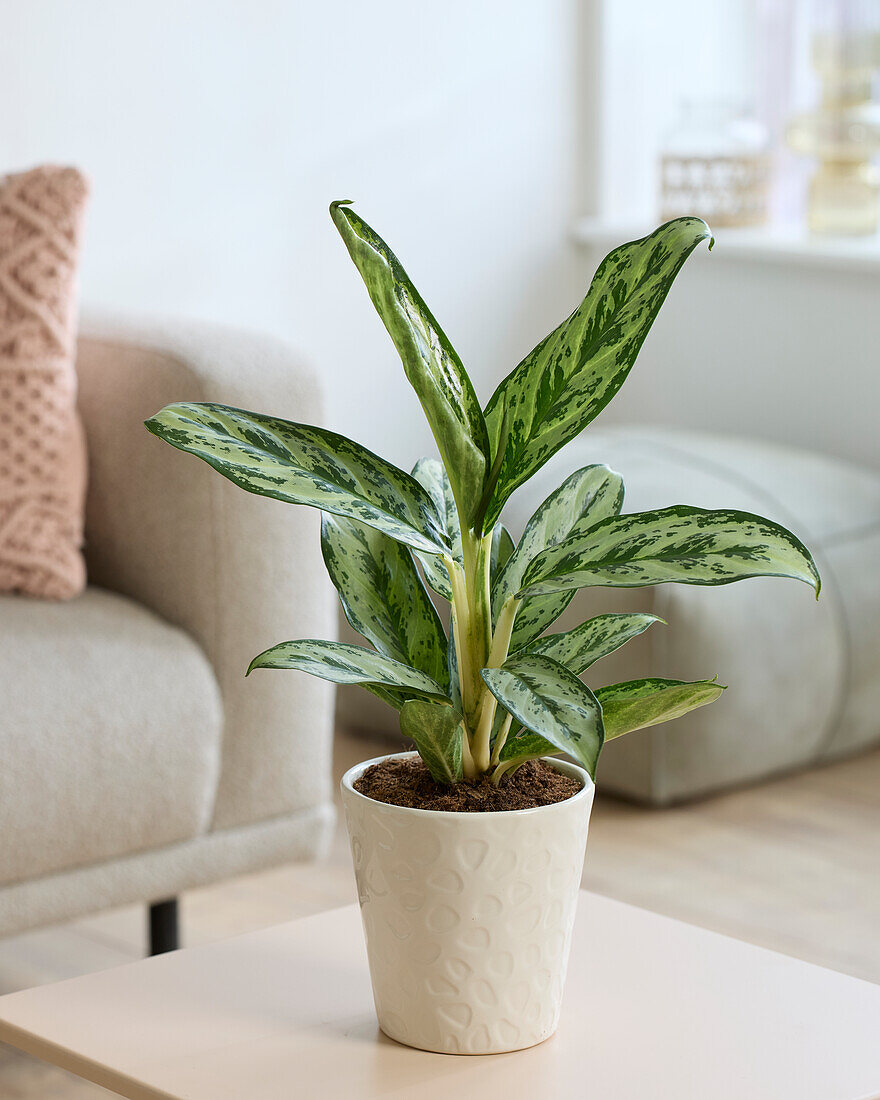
[76,313,336,830]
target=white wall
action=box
[3,0,875,483]
[0,0,585,469]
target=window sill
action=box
[572,217,880,275]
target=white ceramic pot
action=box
[341,751,594,1055]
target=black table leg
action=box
[148,898,179,956]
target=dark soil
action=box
[354,756,581,812]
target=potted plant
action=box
[146,202,820,1056]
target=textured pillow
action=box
[0,165,89,599]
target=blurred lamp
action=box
[787,23,880,235]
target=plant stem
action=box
[487,596,519,669]
[471,406,509,536]
[471,594,520,772]
[489,711,513,767]
[449,491,502,775]
[455,529,494,740]
[471,692,497,773]
[460,726,478,779]
[491,758,520,786]
[471,530,494,663]
[448,562,476,723]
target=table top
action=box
[0,893,878,1100]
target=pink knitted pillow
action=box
[0,165,89,599]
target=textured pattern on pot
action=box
[341,752,594,1055]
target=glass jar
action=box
[660,100,771,227]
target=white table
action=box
[0,893,878,1099]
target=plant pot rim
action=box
[341,750,594,820]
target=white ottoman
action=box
[505,427,880,803]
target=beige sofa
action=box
[0,315,336,945]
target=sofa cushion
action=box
[0,587,223,885]
[0,166,90,599]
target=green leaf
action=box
[481,654,604,778]
[523,612,663,674]
[412,458,461,547]
[482,218,712,528]
[506,591,575,657]
[331,201,489,525]
[247,639,448,702]
[489,522,515,589]
[497,730,560,766]
[321,514,447,687]
[493,465,625,650]
[361,684,414,712]
[145,402,448,555]
[596,677,725,740]
[447,608,462,712]
[409,461,512,608]
[520,507,822,597]
[411,457,461,599]
[400,699,464,785]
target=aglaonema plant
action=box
[146,201,820,788]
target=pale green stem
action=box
[460,723,478,780]
[447,561,475,723]
[471,406,510,533]
[460,524,478,581]
[456,529,493,739]
[489,711,513,767]
[493,753,562,785]
[447,501,500,775]
[491,757,523,786]
[487,596,519,669]
[471,595,520,773]
[440,552,457,585]
[474,532,494,660]
[471,692,497,773]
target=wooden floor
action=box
[2,727,879,1097]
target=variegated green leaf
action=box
[524,612,663,674]
[145,402,448,555]
[481,654,604,778]
[494,465,625,651]
[362,684,413,712]
[488,700,516,750]
[492,612,654,748]
[498,730,560,765]
[246,639,447,702]
[481,218,712,529]
[520,507,821,597]
[412,458,460,542]
[596,677,725,740]
[506,591,574,657]
[331,202,489,524]
[321,514,447,687]
[400,699,464,785]
[447,607,462,712]
[411,457,461,599]
[414,554,454,601]
[410,459,512,607]
[495,465,624,613]
[490,522,515,589]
